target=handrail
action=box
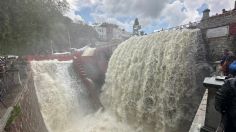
[154,21,201,33]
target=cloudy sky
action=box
[65,0,235,33]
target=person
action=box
[229,60,236,77]
[221,53,236,76]
[221,49,229,66]
[215,77,236,132]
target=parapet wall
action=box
[199,11,236,29]
[7,72,48,132]
[205,36,236,61]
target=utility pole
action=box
[67,31,72,50]
[50,40,54,54]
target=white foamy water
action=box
[30,29,210,132]
[101,29,210,132]
[31,60,135,132]
[31,60,93,132]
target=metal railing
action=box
[154,21,201,33]
[0,67,8,108]
[0,57,20,108]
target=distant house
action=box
[93,23,131,42]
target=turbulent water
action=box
[30,29,210,132]
[31,60,93,132]
[101,29,210,132]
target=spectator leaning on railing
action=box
[220,49,229,66]
[221,51,236,76]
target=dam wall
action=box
[7,72,48,132]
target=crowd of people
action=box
[215,49,236,132]
[220,49,236,77]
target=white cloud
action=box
[157,0,235,28]
[66,0,78,9]
[64,11,84,22]
[101,0,170,18]
[65,0,236,32]
[207,0,234,15]
[91,13,132,31]
[67,0,100,10]
[64,0,84,22]
[160,1,188,27]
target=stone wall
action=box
[198,10,236,61]
[199,10,236,29]
[204,36,236,61]
[7,73,48,132]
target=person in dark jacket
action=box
[221,49,229,66]
[221,53,236,76]
[229,60,236,76]
[215,78,236,132]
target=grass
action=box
[4,105,21,131]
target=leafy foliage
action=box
[5,105,21,131]
[0,0,98,55]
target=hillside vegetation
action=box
[0,0,98,55]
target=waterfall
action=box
[30,29,210,132]
[31,60,93,132]
[100,29,210,132]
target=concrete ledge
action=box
[0,71,48,132]
[189,90,208,132]
[0,107,13,132]
[0,72,28,132]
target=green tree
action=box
[0,0,98,55]
[133,18,141,36]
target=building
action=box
[93,23,131,42]
[197,1,236,61]
[94,25,107,41]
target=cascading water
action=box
[30,29,210,132]
[100,29,210,132]
[31,60,93,132]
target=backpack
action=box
[229,61,236,76]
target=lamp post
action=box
[50,40,54,54]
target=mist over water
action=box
[30,29,210,132]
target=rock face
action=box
[101,29,211,132]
